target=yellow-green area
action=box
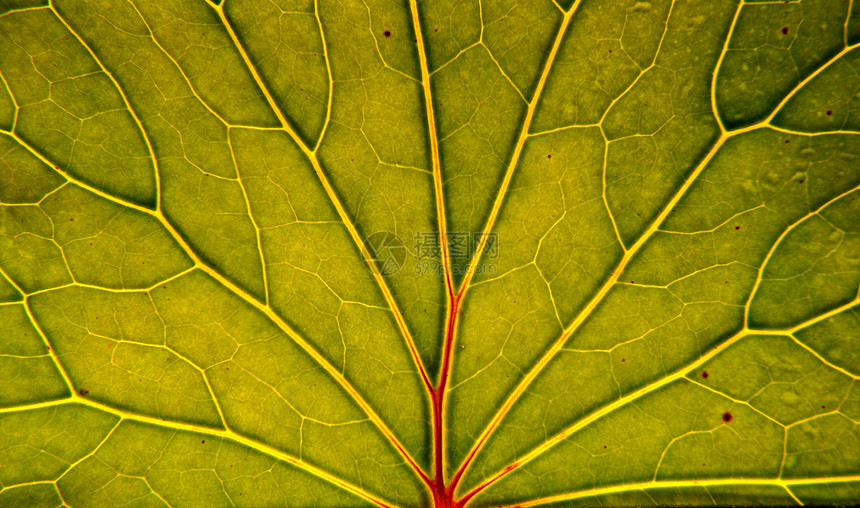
[0,0,858,507]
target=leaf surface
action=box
[0,0,858,507]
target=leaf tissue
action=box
[0,0,859,506]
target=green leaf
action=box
[0,0,858,507]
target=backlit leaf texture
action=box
[0,0,859,506]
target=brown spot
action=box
[735,226,741,230]
[201,440,206,444]
[826,110,833,116]
[383,30,391,38]
[785,139,790,144]
[621,358,626,363]
[603,445,608,449]
[547,154,552,159]
[798,179,804,184]
[822,405,826,409]
[78,388,89,396]
[781,27,789,35]
[722,412,732,423]
[608,49,613,53]
[702,371,709,379]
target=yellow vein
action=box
[711,0,744,134]
[458,0,582,297]
[0,398,395,508]
[0,4,47,20]
[90,328,235,430]
[595,0,676,128]
[461,193,860,499]
[3,127,424,487]
[54,419,123,482]
[507,475,860,508]
[314,0,334,152]
[743,178,860,326]
[0,69,18,131]
[786,333,859,379]
[51,6,163,209]
[462,295,860,502]
[210,1,433,404]
[0,265,75,395]
[121,1,233,128]
[226,130,270,305]
[600,131,624,248]
[407,0,455,339]
[455,39,860,485]
[142,477,174,508]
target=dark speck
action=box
[826,110,833,116]
[384,30,391,38]
[735,226,741,231]
[78,388,89,396]
[781,27,789,35]
[722,412,732,423]
[702,371,709,379]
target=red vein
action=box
[447,1,582,496]
[407,0,464,501]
